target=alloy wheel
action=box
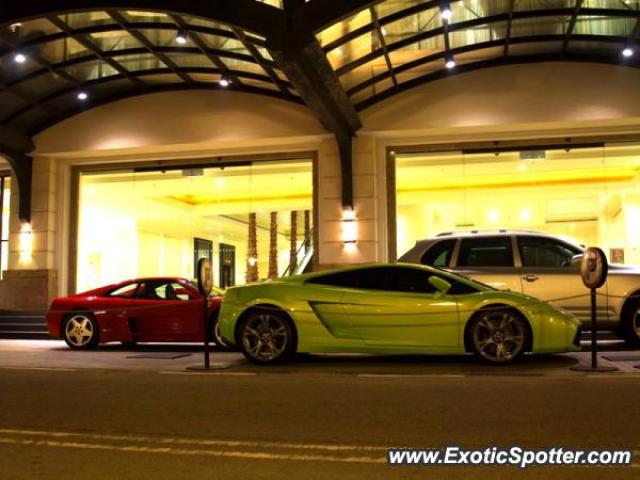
[65,314,95,347]
[472,310,525,363]
[633,309,640,337]
[241,313,288,362]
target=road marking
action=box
[0,366,78,372]
[0,437,385,464]
[158,371,256,376]
[357,373,465,379]
[0,428,387,453]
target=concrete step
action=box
[0,312,48,339]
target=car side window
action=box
[142,282,192,301]
[107,283,139,298]
[306,270,361,288]
[457,237,514,267]
[420,239,456,267]
[518,236,580,268]
[357,267,437,294]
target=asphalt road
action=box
[1,361,639,479]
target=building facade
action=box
[2,3,640,310]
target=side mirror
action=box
[429,276,451,295]
[570,254,584,269]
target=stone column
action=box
[268,211,278,279]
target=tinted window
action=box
[362,267,437,294]
[306,270,361,288]
[457,237,514,267]
[518,236,580,268]
[421,239,456,267]
[107,283,139,298]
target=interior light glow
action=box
[518,162,527,171]
[622,47,634,58]
[446,59,456,69]
[14,53,26,63]
[519,209,531,222]
[77,91,88,100]
[248,257,257,267]
[487,209,499,224]
[219,78,230,87]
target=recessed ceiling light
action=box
[219,78,230,87]
[622,47,634,58]
[175,30,187,45]
[446,59,456,69]
[77,91,88,100]
[14,53,26,63]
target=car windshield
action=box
[432,267,497,291]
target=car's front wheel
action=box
[469,308,528,364]
[238,309,296,364]
[63,312,99,350]
[620,300,640,346]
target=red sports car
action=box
[47,277,226,350]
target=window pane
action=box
[421,239,456,267]
[518,236,580,268]
[307,270,361,288]
[77,159,313,292]
[108,283,139,297]
[458,237,514,267]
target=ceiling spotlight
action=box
[622,47,634,58]
[440,1,453,21]
[77,91,88,100]
[219,78,230,87]
[445,58,456,69]
[175,29,188,45]
[14,52,26,64]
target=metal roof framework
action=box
[1,0,639,218]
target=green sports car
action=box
[218,263,581,365]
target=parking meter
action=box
[197,258,213,368]
[571,247,616,372]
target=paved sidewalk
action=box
[1,339,639,376]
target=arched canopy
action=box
[2,0,640,216]
[313,0,640,110]
[2,0,640,136]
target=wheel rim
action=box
[213,321,227,348]
[65,315,94,347]
[241,313,288,361]
[633,310,640,337]
[472,311,525,363]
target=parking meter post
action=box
[590,288,596,369]
[570,247,617,372]
[186,258,230,371]
[204,296,210,369]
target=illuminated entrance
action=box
[394,143,640,265]
[76,158,314,293]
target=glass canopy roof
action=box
[1,1,639,136]
[0,8,298,134]
[316,0,640,109]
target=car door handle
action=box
[522,274,539,282]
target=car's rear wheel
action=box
[469,308,528,364]
[238,309,296,364]
[63,313,99,350]
[620,299,640,346]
